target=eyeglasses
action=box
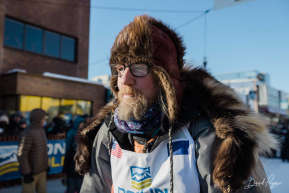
[111,63,149,77]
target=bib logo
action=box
[118,187,168,193]
[131,166,152,190]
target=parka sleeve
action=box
[80,123,112,193]
[17,131,33,175]
[190,115,271,193]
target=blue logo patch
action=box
[167,140,189,156]
[130,166,152,190]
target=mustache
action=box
[118,87,141,98]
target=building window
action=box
[76,100,91,115]
[19,95,41,112]
[44,31,61,58]
[3,95,91,124]
[2,96,18,116]
[19,95,41,119]
[42,97,60,123]
[4,18,24,49]
[3,17,76,62]
[60,99,77,116]
[25,25,43,54]
[61,36,75,61]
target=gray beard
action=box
[117,96,148,121]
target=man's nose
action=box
[121,67,135,86]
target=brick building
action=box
[0,0,106,121]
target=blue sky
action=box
[88,0,289,92]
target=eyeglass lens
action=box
[112,64,148,77]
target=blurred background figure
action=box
[81,114,91,126]
[17,108,49,193]
[65,116,84,154]
[281,119,289,162]
[63,116,85,193]
[0,110,9,136]
[14,118,28,137]
[45,116,66,136]
[269,122,279,158]
[8,111,22,136]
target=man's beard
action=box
[117,87,154,121]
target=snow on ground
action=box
[0,179,65,193]
[261,157,289,193]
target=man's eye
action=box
[117,67,124,71]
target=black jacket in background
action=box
[63,144,82,178]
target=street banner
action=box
[0,140,65,181]
[214,0,256,10]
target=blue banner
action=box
[0,140,66,181]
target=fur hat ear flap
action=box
[110,76,119,98]
[151,65,178,123]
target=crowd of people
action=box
[0,110,27,137]
[0,110,90,137]
[0,109,90,193]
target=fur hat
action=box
[109,15,186,122]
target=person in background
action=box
[268,122,279,158]
[63,116,85,193]
[45,116,66,135]
[8,111,22,136]
[81,114,91,126]
[17,108,49,193]
[281,119,289,162]
[14,118,28,137]
[19,118,27,130]
[65,116,85,155]
[0,110,9,136]
[61,112,74,134]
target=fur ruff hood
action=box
[75,67,278,192]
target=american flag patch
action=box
[111,141,122,158]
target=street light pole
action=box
[203,9,210,69]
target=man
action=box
[81,114,91,126]
[9,111,22,135]
[75,15,278,193]
[13,118,28,136]
[18,108,48,193]
[0,110,9,136]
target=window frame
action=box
[3,16,78,63]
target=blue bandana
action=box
[114,103,162,134]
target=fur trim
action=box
[74,101,118,175]
[180,66,278,192]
